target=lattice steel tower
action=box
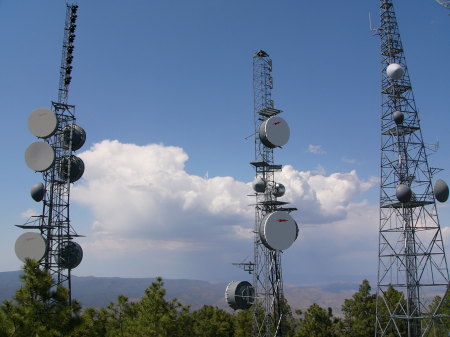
[375,1,450,336]
[225,51,298,337]
[17,3,85,303]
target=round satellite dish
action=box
[259,116,290,148]
[59,155,85,182]
[434,179,449,203]
[61,124,86,151]
[15,232,47,262]
[396,184,412,203]
[259,211,298,251]
[25,142,55,172]
[30,182,45,202]
[272,183,285,198]
[386,63,404,80]
[28,108,58,138]
[225,280,254,310]
[393,111,404,125]
[56,241,83,269]
[252,176,266,193]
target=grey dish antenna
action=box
[259,116,290,148]
[252,177,266,193]
[15,232,47,262]
[396,184,412,203]
[30,182,45,202]
[272,183,285,197]
[56,241,83,269]
[392,111,404,125]
[259,211,298,251]
[61,124,86,151]
[59,155,85,182]
[28,108,58,138]
[434,179,449,203]
[225,281,254,310]
[25,142,56,172]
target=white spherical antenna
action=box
[252,177,266,193]
[15,232,47,262]
[25,141,56,172]
[225,280,254,310]
[259,211,298,251]
[30,182,45,202]
[28,108,58,138]
[259,116,290,148]
[434,179,449,203]
[386,63,404,80]
[56,241,83,269]
[272,183,285,197]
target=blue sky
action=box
[0,0,449,286]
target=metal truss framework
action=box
[19,4,81,303]
[375,1,449,336]
[250,50,296,337]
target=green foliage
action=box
[0,259,81,337]
[232,307,253,337]
[2,269,399,337]
[375,285,408,337]
[341,279,376,337]
[424,289,450,337]
[192,305,234,337]
[294,304,341,337]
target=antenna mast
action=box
[225,51,298,337]
[375,1,450,336]
[18,3,86,304]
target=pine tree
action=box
[341,279,376,336]
[294,304,341,337]
[191,305,234,337]
[0,259,81,337]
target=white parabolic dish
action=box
[259,116,290,148]
[25,141,55,172]
[28,108,58,138]
[259,211,298,251]
[15,232,47,262]
[386,63,404,80]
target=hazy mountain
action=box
[0,271,361,316]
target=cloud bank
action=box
[71,140,378,280]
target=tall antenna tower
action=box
[375,0,450,336]
[435,0,450,9]
[16,3,86,303]
[225,50,298,337]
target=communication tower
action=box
[225,51,298,337]
[16,3,86,304]
[435,0,450,9]
[375,1,449,336]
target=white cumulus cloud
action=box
[71,140,378,280]
[307,144,326,155]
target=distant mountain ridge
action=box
[0,271,361,316]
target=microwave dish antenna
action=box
[15,3,85,305]
[226,51,298,337]
[375,1,449,335]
